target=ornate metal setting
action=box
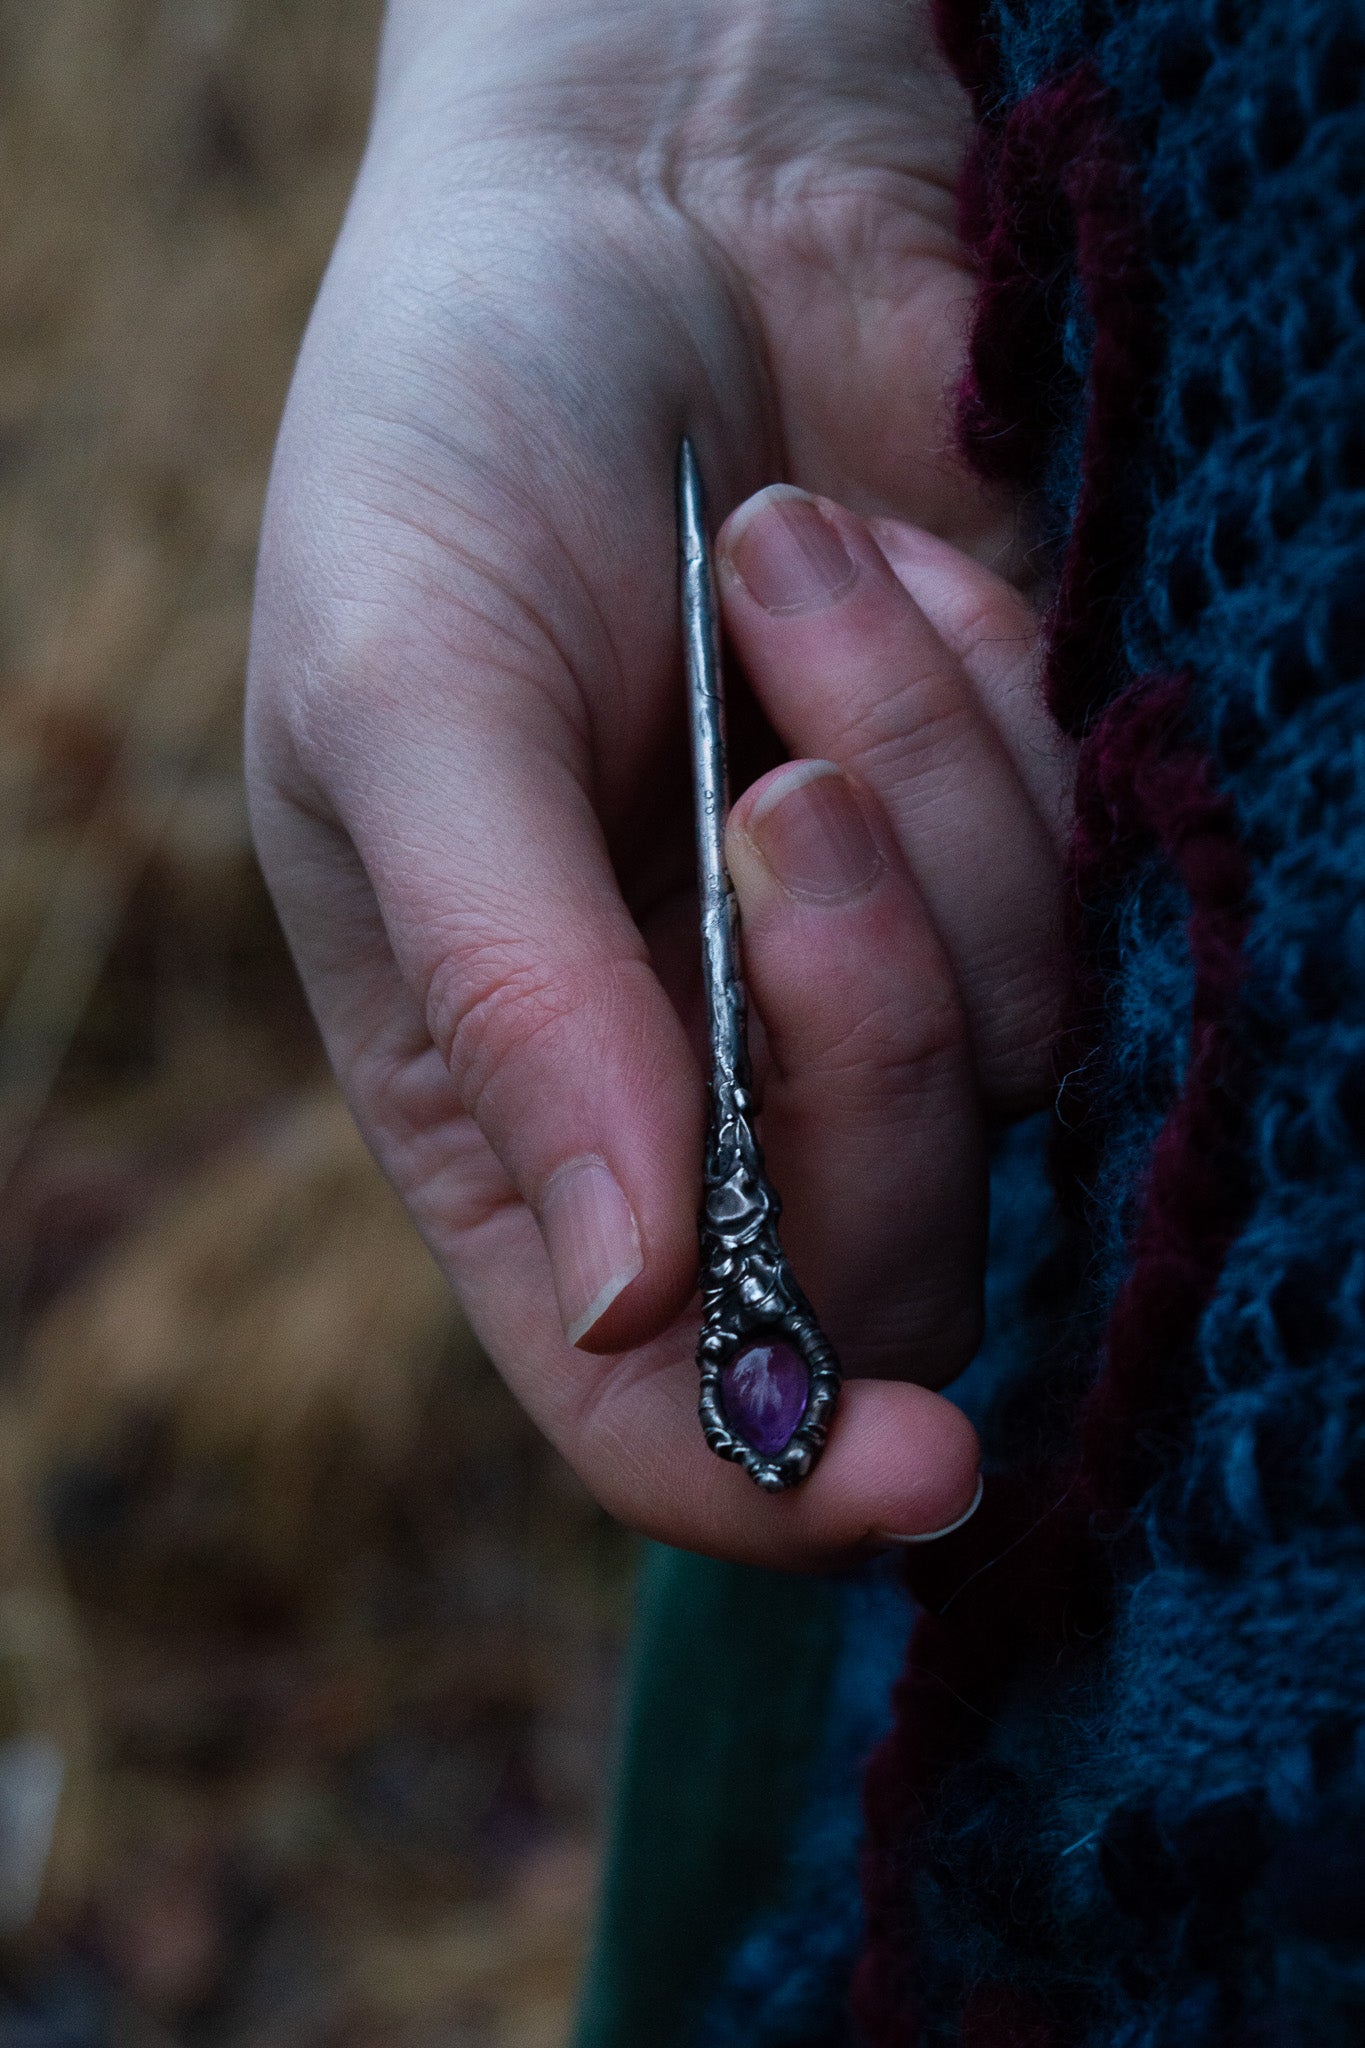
[678,440,842,1491]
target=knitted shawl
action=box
[702,0,1365,2040]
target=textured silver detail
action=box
[678,440,841,1490]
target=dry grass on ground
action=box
[0,6,631,2042]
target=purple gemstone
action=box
[720,1340,809,1459]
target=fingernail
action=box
[748,760,883,902]
[722,485,858,615]
[541,1156,643,1347]
[876,1474,984,1546]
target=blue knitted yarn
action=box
[697,1121,1063,2046]
[702,0,1365,2038]
[903,0,1365,2037]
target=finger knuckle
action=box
[979,969,1066,1114]
[288,597,446,793]
[427,941,580,1125]
[805,982,964,1101]
[942,590,1039,684]
[841,680,975,791]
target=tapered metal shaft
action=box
[678,437,746,1097]
[677,438,841,1491]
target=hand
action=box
[246,0,1057,1566]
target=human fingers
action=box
[250,802,982,1563]
[716,487,1066,1114]
[725,759,986,1384]
[868,516,1074,848]
[420,1138,983,1564]
[248,592,706,1360]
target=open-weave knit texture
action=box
[702,0,1365,2040]
[856,0,1365,2039]
[696,1122,1065,2047]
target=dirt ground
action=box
[0,4,632,2042]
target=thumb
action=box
[252,701,704,1357]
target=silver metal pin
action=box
[678,438,841,1491]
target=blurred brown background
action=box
[0,4,631,2042]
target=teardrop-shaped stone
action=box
[720,1340,809,1458]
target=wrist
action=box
[371,0,962,192]
[374,0,716,153]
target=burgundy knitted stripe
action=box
[931,0,1001,115]
[853,27,1252,2043]
[1042,89,1164,735]
[852,1473,1099,2043]
[954,75,1086,490]
[1073,676,1254,1518]
[852,676,1251,2048]
[953,63,1162,731]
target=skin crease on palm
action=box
[245,0,1075,1568]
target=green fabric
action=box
[572,1542,844,2048]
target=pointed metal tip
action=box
[677,436,708,566]
[677,433,700,498]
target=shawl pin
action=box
[678,438,842,1490]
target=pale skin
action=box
[245,0,1075,1567]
